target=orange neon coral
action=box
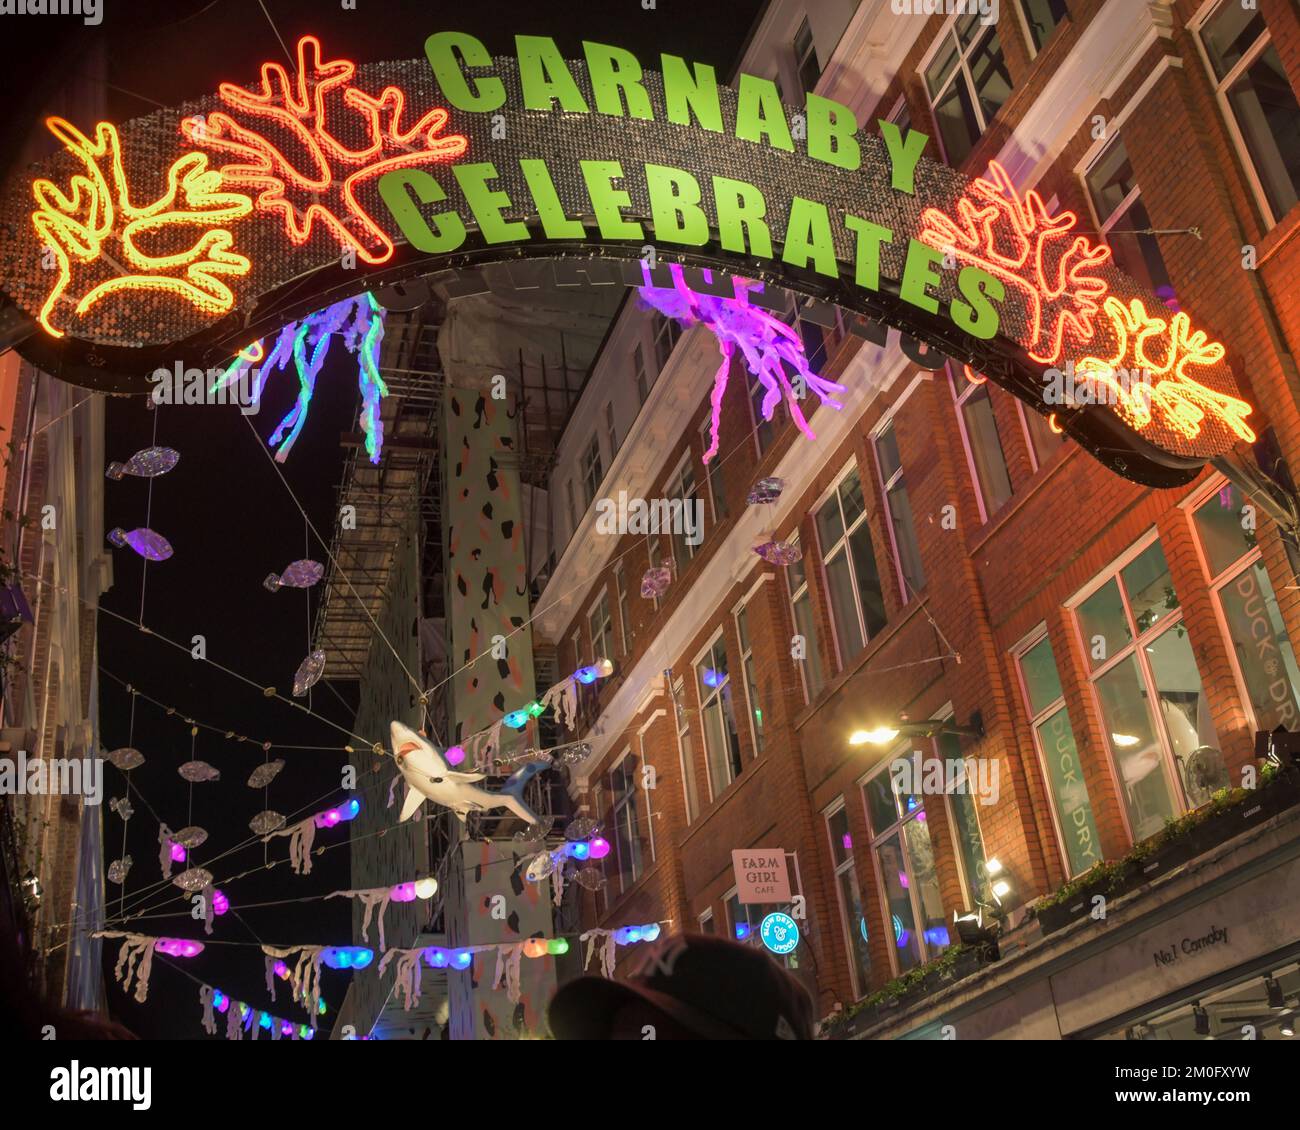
[918,160,1111,367]
[31,117,253,338]
[1075,297,1255,443]
[182,35,468,265]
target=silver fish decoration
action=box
[106,446,180,480]
[247,759,285,789]
[178,760,220,782]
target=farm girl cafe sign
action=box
[0,32,1255,485]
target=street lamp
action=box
[848,713,984,747]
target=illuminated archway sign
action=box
[0,32,1254,486]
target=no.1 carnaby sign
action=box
[0,31,1253,485]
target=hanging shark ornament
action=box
[390,721,545,825]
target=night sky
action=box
[1,0,764,1038]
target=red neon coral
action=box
[182,35,467,265]
[919,161,1111,366]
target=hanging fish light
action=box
[293,649,327,697]
[108,527,173,561]
[106,446,180,480]
[264,559,325,592]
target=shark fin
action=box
[399,785,426,823]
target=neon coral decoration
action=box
[637,264,846,463]
[212,293,388,463]
[1076,298,1255,442]
[182,35,468,265]
[31,117,253,338]
[919,160,1252,445]
[918,160,1111,368]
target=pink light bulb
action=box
[445,745,466,766]
[588,837,611,860]
[170,843,187,862]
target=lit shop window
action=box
[652,311,681,374]
[666,455,702,570]
[581,434,603,507]
[786,540,826,703]
[814,465,887,666]
[725,889,804,973]
[949,366,1013,522]
[699,414,728,523]
[608,752,650,894]
[672,674,700,825]
[1019,0,1068,54]
[1084,134,1174,303]
[697,634,744,797]
[587,590,613,666]
[1015,632,1101,876]
[862,753,950,974]
[613,561,631,655]
[826,801,872,997]
[793,17,820,94]
[634,342,650,405]
[874,419,926,600]
[1192,482,1300,734]
[935,731,993,910]
[1195,0,1300,228]
[735,603,765,755]
[924,12,1013,167]
[1072,538,1219,841]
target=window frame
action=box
[694,629,743,800]
[607,748,648,895]
[1066,531,1201,842]
[586,588,613,665]
[613,559,631,656]
[1011,624,1100,878]
[733,592,765,758]
[871,410,926,602]
[581,434,603,507]
[920,12,1011,166]
[1184,474,1300,736]
[1190,0,1299,230]
[812,460,886,668]
[948,363,1013,524]
[785,534,824,704]
[824,796,869,1000]
[672,673,700,825]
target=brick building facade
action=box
[534,0,1300,1039]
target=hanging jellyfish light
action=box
[636,264,846,463]
[212,293,388,464]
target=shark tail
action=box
[497,760,546,824]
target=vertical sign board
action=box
[732,849,792,904]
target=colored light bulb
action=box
[523,939,547,959]
[575,665,598,684]
[415,877,438,899]
[570,841,590,861]
[642,923,661,942]
[213,990,228,1012]
[445,745,466,766]
[424,948,449,968]
[503,710,529,729]
[390,882,417,902]
[547,938,569,956]
[452,950,472,969]
[212,889,229,915]
[170,843,187,863]
[588,837,611,860]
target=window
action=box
[826,801,872,997]
[787,540,825,703]
[652,312,681,373]
[1192,482,1300,735]
[874,420,925,599]
[924,13,1013,166]
[1072,538,1217,840]
[1020,401,1064,470]
[886,93,912,136]
[1015,632,1101,876]
[793,17,820,94]
[634,343,650,405]
[1020,0,1068,54]
[608,753,649,893]
[697,634,743,797]
[614,561,631,655]
[698,907,715,934]
[735,603,764,755]
[815,466,887,665]
[700,415,728,524]
[950,367,1013,521]
[566,479,578,532]
[862,752,950,974]
[1084,135,1173,300]
[581,435,603,506]
[1196,0,1300,227]
[666,457,702,571]
[936,731,993,910]
[672,675,700,824]
[604,402,618,463]
[588,591,613,663]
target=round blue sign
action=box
[759,912,800,955]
